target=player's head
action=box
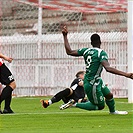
[90,33,101,47]
[76,71,85,80]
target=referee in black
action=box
[0,53,16,114]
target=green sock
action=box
[105,98,115,112]
[76,101,98,111]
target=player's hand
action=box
[62,25,68,36]
[126,73,133,79]
[5,57,13,63]
[78,81,84,86]
[8,58,13,63]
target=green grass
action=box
[0,97,133,133]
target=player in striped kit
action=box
[62,25,133,114]
[0,53,16,114]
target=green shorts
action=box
[84,78,110,108]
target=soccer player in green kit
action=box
[62,25,133,114]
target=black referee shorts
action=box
[0,63,15,85]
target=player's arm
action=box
[101,60,133,79]
[70,78,83,90]
[0,53,13,63]
[74,78,84,87]
[62,25,80,56]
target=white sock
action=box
[48,100,52,105]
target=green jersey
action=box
[78,48,108,81]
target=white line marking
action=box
[1,110,133,115]
[117,102,133,104]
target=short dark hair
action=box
[91,33,101,46]
[76,71,85,78]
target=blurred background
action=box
[0,0,128,97]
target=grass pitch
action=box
[0,97,133,133]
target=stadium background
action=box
[0,0,128,97]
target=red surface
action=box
[28,0,38,3]
[15,0,127,13]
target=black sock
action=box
[0,86,13,104]
[4,94,12,110]
[51,88,70,103]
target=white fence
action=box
[0,32,128,97]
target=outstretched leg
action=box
[40,88,73,108]
[76,101,99,110]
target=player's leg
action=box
[60,90,88,110]
[63,99,99,111]
[1,83,16,114]
[102,80,128,114]
[0,64,16,113]
[100,79,116,113]
[3,81,16,113]
[76,80,127,114]
[50,88,73,104]
[40,88,73,108]
[0,84,2,114]
[101,83,115,113]
[75,80,104,111]
[60,89,86,110]
[62,96,70,104]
